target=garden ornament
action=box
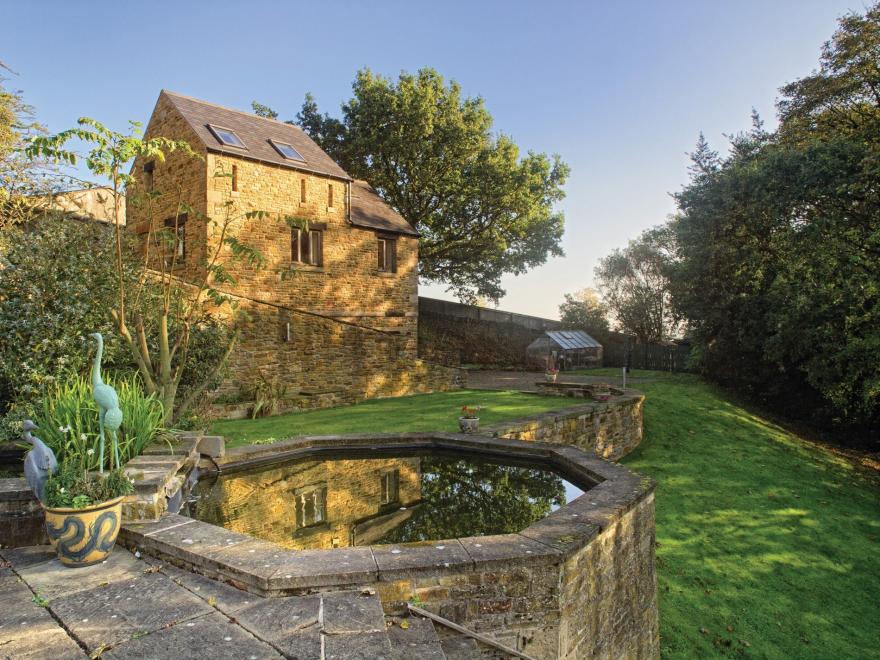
[89,332,123,472]
[22,420,57,503]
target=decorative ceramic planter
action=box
[458,417,480,433]
[44,495,124,567]
[545,373,558,383]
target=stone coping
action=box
[121,433,654,597]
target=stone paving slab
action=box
[321,589,386,634]
[102,611,281,660]
[48,570,213,651]
[233,595,321,654]
[323,630,393,660]
[0,543,56,569]
[15,548,144,601]
[0,626,86,659]
[145,557,259,614]
[386,615,446,660]
[372,539,473,580]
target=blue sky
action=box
[1,0,859,318]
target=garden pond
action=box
[182,450,587,549]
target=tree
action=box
[558,288,610,339]
[666,3,880,444]
[250,101,278,120]
[594,227,679,343]
[289,68,568,302]
[28,120,265,424]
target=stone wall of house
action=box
[207,294,462,418]
[205,152,418,344]
[483,393,644,460]
[126,93,209,279]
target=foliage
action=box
[27,120,265,425]
[665,4,880,444]
[619,371,879,658]
[33,375,163,471]
[43,461,133,509]
[460,404,481,419]
[558,288,610,340]
[276,68,569,302]
[0,218,132,415]
[211,390,571,447]
[380,456,566,543]
[594,226,680,343]
[250,101,278,120]
[247,371,288,419]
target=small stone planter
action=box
[458,417,480,433]
[44,495,124,567]
[545,373,558,383]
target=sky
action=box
[1,0,861,318]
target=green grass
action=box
[211,389,569,448]
[619,371,879,658]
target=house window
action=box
[269,139,306,162]
[232,165,238,192]
[377,237,397,273]
[291,228,323,266]
[295,485,327,528]
[380,470,400,505]
[207,124,246,148]
[300,179,307,203]
[163,214,187,268]
[327,183,334,208]
[143,161,155,192]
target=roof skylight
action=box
[207,124,246,148]
[269,139,306,162]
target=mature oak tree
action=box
[257,67,568,301]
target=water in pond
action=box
[183,451,586,550]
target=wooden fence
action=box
[602,338,692,372]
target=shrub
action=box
[33,375,164,471]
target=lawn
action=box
[619,371,879,658]
[210,389,569,447]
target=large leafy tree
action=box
[558,288,610,340]
[594,226,679,343]
[666,3,880,443]
[260,68,568,301]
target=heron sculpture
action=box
[22,420,57,503]
[89,333,123,472]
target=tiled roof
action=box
[161,90,351,181]
[350,180,419,237]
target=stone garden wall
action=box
[484,392,644,460]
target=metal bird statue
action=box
[22,420,57,503]
[89,333,123,472]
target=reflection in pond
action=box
[183,452,586,550]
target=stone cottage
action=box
[127,90,459,415]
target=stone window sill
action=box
[375,270,397,278]
[327,206,336,213]
[290,263,326,274]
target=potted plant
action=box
[592,383,612,402]
[545,367,559,383]
[41,459,133,567]
[20,333,137,567]
[459,405,482,433]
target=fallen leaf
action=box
[400,620,410,630]
[739,639,751,647]
[700,627,709,635]
[207,596,217,607]
[726,625,734,632]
